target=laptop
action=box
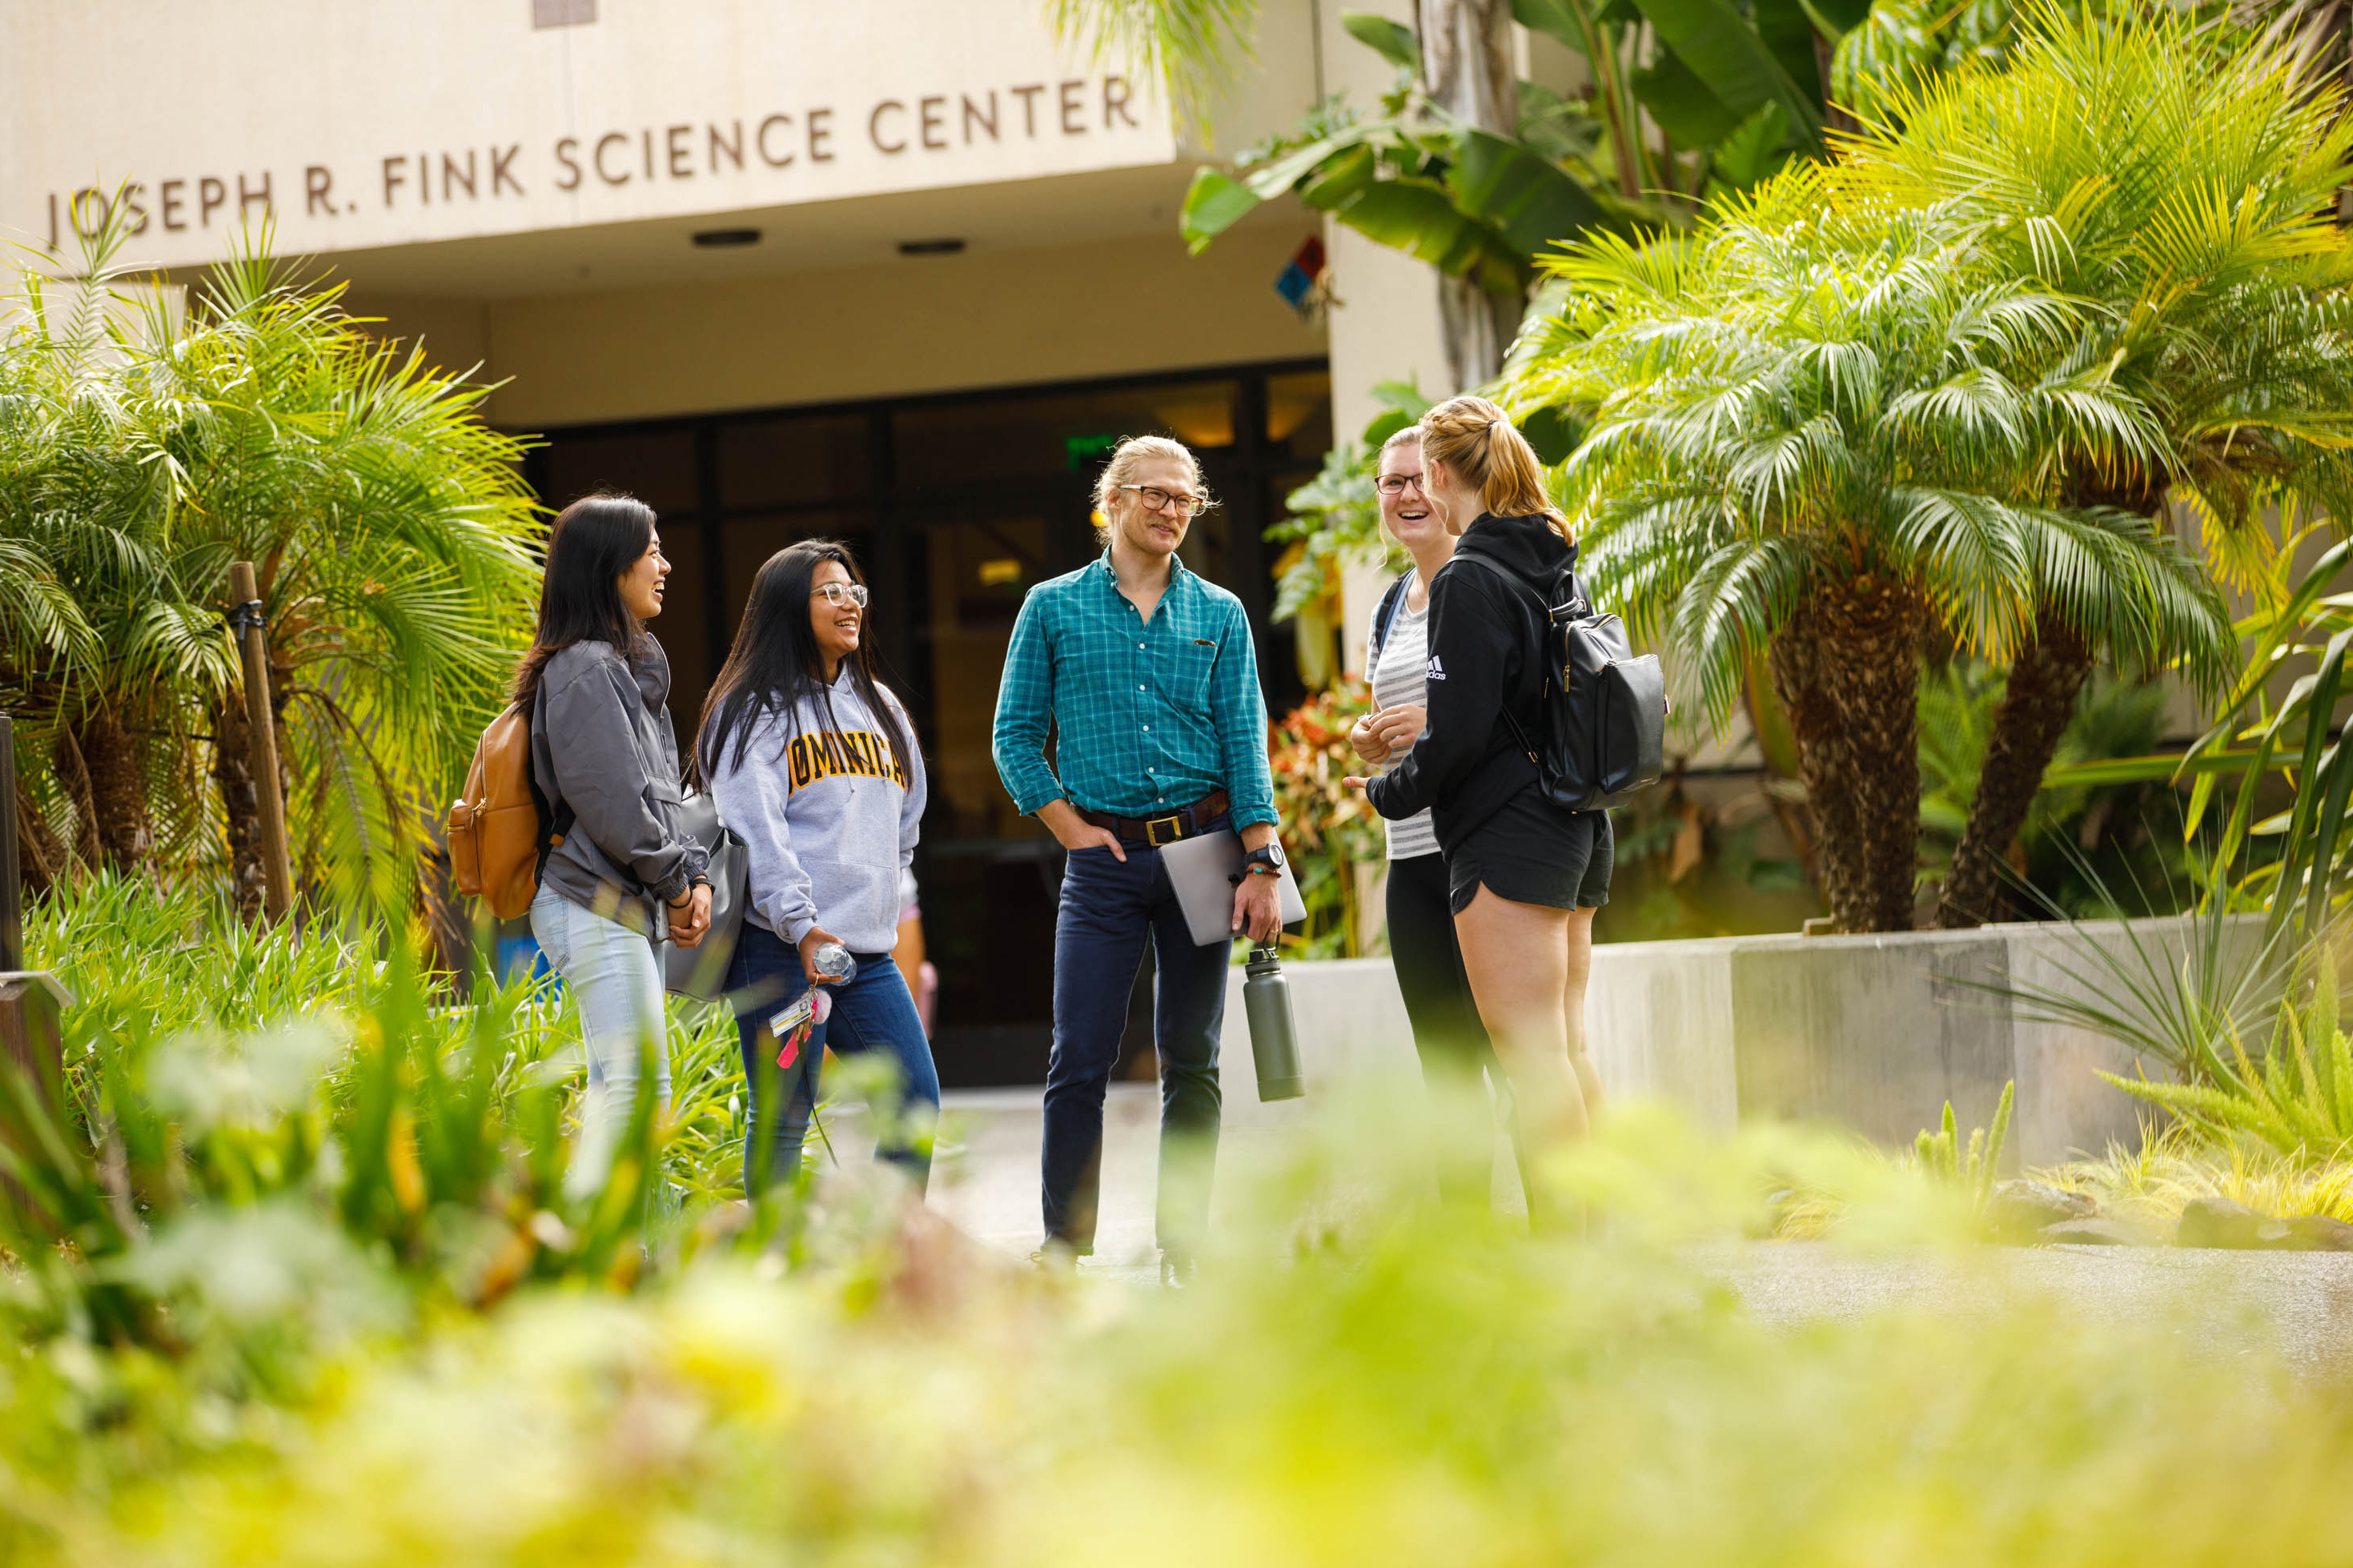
[1157,828,1308,946]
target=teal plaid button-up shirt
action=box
[992,551,1278,829]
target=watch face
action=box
[1263,842,1286,870]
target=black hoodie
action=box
[1365,512,1573,852]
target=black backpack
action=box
[1452,555,1667,812]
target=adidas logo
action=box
[1425,655,1445,681]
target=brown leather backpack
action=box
[448,706,559,919]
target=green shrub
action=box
[1913,1079,2014,1217]
[6,1080,2353,1563]
[12,881,2353,1563]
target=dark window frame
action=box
[519,354,1329,711]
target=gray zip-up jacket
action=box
[704,669,926,954]
[530,637,707,934]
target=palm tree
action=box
[1504,178,2223,930]
[2,216,540,910]
[114,238,543,912]
[1834,7,2353,926]
[0,219,207,880]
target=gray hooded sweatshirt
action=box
[530,636,707,936]
[704,668,926,954]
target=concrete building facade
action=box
[4,0,1487,1081]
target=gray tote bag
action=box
[661,792,749,1001]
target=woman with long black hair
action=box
[517,493,711,1198]
[698,539,938,1193]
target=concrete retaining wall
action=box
[1217,920,2213,1165]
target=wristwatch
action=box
[1241,842,1287,877]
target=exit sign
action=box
[1064,433,1118,471]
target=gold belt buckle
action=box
[1144,812,1185,847]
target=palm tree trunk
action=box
[50,727,105,870]
[1935,613,2091,928]
[70,713,153,872]
[1767,577,1923,932]
[1436,279,1524,391]
[212,680,292,919]
[213,696,266,917]
[1739,659,1817,888]
[15,776,66,897]
[1420,0,1523,391]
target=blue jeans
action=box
[1042,829,1232,1255]
[530,884,669,1201]
[726,922,941,1193]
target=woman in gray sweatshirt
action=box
[517,494,712,1201]
[698,539,937,1193]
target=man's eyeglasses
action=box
[1375,474,1427,497]
[1118,483,1211,519]
[813,582,870,608]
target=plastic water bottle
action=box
[812,943,858,986]
[1243,946,1303,1101]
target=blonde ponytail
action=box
[1418,395,1570,542]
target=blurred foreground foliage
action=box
[6,885,2353,1562]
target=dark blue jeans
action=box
[727,922,941,1193]
[1042,829,1233,1255]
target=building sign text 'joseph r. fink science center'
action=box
[3,0,1178,268]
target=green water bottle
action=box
[1243,946,1303,1101]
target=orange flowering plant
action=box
[1269,676,1389,957]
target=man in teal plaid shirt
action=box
[992,435,1285,1287]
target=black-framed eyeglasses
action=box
[813,582,870,608]
[1117,483,1212,519]
[1375,474,1427,497]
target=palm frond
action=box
[1041,0,1258,141]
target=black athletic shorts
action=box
[1448,790,1612,915]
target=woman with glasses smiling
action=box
[1348,427,1517,1207]
[697,539,939,1195]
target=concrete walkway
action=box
[927,1084,1305,1282]
[910,1086,2353,1372]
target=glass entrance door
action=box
[904,503,1071,1084]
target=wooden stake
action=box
[229,562,295,923]
[0,711,70,1198]
[0,712,19,972]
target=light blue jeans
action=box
[531,884,671,1199]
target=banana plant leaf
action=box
[1183,118,1616,292]
[1339,176,1513,280]
[1445,129,1615,267]
[1180,122,1396,250]
[1633,44,1752,149]
[1513,0,1608,58]
[1342,11,1419,69]
[1628,0,1825,146]
[1753,0,1833,99]
[1181,169,1263,253]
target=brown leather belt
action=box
[1075,789,1230,848]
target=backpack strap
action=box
[522,700,576,880]
[1369,571,1411,662]
[1440,554,1546,768]
[1444,551,1534,609]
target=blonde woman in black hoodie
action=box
[1346,396,1607,1156]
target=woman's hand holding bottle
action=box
[797,924,846,986]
